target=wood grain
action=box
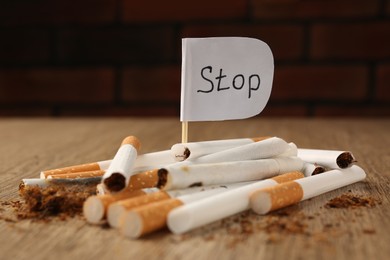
[0,118,389,260]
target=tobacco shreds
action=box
[16,184,96,220]
[325,194,378,209]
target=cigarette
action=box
[47,170,105,179]
[119,183,247,238]
[157,157,304,190]
[188,137,291,164]
[83,187,159,224]
[40,150,174,179]
[19,177,101,190]
[40,161,110,179]
[302,163,326,177]
[275,142,298,157]
[250,165,366,215]
[171,136,270,161]
[102,136,141,192]
[107,183,245,228]
[167,171,304,234]
[297,149,356,169]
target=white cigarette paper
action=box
[297,148,356,169]
[171,137,270,161]
[102,136,141,192]
[250,165,366,215]
[158,157,304,190]
[167,171,304,234]
[188,137,291,164]
[120,182,248,238]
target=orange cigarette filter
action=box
[125,169,159,191]
[47,170,105,179]
[83,188,149,224]
[40,162,102,179]
[120,198,184,238]
[107,190,172,228]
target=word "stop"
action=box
[198,66,261,99]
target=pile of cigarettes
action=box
[20,136,366,238]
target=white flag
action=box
[180,37,274,122]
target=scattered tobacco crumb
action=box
[362,229,376,235]
[325,194,379,209]
[0,184,97,222]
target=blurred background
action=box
[0,0,389,117]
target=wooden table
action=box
[0,118,389,260]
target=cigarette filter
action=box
[107,183,246,228]
[120,183,246,238]
[102,136,141,192]
[167,171,304,234]
[40,160,110,179]
[302,163,326,177]
[250,165,366,215]
[83,187,158,224]
[297,149,356,169]
[171,136,270,161]
[158,157,304,190]
[47,170,105,179]
[189,137,291,164]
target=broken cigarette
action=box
[250,165,366,215]
[40,149,175,179]
[47,170,105,179]
[107,183,246,228]
[302,163,326,177]
[157,157,304,190]
[171,136,270,161]
[19,177,101,190]
[83,187,159,224]
[167,171,304,234]
[187,137,291,164]
[297,149,356,169]
[98,169,159,195]
[102,136,141,192]
[119,182,247,238]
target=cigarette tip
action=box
[83,196,105,224]
[250,190,272,215]
[120,211,143,239]
[121,136,141,152]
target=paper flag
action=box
[180,37,274,122]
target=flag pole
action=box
[182,121,188,143]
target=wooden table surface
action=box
[0,117,389,260]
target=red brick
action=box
[0,29,50,65]
[311,22,390,60]
[314,104,390,117]
[0,0,116,26]
[272,65,368,100]
[60,105,178,117]
[252,0,380,19]
[0,68,115,104]
[121,66,181,103]
[376,65,390,101]
[58,27,175,64]
[259,104,308,117]
[181,24,304,60]
[122,0,247,22]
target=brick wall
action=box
[0,0,389,117]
